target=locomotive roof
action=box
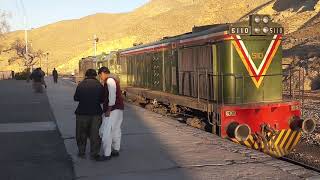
[119,23,230,53]
[79,54,104,63]
[119,15,283,54]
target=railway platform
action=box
[0,79,73,180]
[46,77,320,180]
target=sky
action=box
[0,0,150,31]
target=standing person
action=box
[30,68,45,93]
[26,68,31,83]
[74,69,104,160]
[52,68,58,83]
[11,71,15,79]
[98,67,124,161]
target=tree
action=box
[8,38,44,68]
[0,11,10,36]
[0,11,10,55]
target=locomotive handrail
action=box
[281,64,305,115]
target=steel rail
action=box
[280,157,320,173]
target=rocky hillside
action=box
[0,0,319,79]
[284,14,320,90]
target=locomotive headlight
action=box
[262,16,269,23]
[254,16,261,23]
[254,27,261,33]
[263,27,269,33]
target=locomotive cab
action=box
[216,15,315,157]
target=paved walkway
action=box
[0,79,74,180]
[46,77,320,180]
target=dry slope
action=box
[0,0,271,73]
[0,0,319,74]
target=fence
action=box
[0,71,13,80]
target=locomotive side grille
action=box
[178,45,214,100]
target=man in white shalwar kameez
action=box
[98,67,124,161]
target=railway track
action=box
[130,96,320,174]
[283,91,320,101]
[301,92,320,101]
[281,157,320,173]
[142,98,320,174]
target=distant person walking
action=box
[30,68,46,93]
[26,69,31,83]
[52,68,58,83]
[11,71,15,79]
[74,69,104,160]
[98,67,124,161]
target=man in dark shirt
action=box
[52,68,58,83]
[74,69,104,160]
[30,68,46,93]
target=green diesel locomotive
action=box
[79,14,316,157]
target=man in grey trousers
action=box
[74,69,104,160]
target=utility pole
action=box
[24,16,28,56]
[21,0,28,54]
[93,34,99,56]
[46,52,49,76]
[24,25,30,70]
[20,0,29,70]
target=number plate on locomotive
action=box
[230,27,251,35]
[269,27,284,34]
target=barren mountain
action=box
[0,0,319,76]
